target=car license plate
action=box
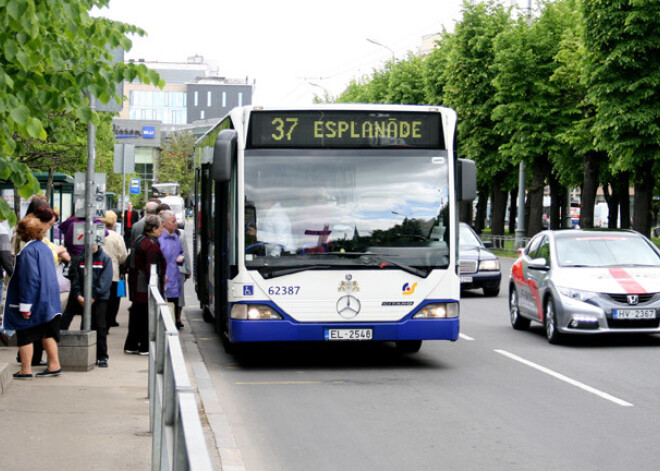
[612,309,656,319]
[460,276,473,283]
[325,328,373,341]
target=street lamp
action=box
[515,0,533,248]
[366,38,395,60]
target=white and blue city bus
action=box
[193,104,476,353]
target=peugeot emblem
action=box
[627,295,639,305]
[336,295,361,319]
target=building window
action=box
[222,92,227,107]
[200,110,205,120]
[238,92,243,107]
[194,91,199,107]
[207,91,212,107]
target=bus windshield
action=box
[244,149,450,275]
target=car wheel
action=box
[545,297,563,344]
[509,288,530,330]
[395,340,422,353]
[483,287,500,297]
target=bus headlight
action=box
[231,304,283,320]
[413,302,459,319]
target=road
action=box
[186,256,660,471]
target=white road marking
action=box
[459,333,475,341]
[494,349,633,407]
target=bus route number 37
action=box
[271,118,299,141]
[268,286,301,296]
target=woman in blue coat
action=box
[2,213,63,378]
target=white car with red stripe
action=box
[509,229,660,343]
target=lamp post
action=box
[515,0,533,248]
[366,38,396,60]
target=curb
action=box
[181,310,246,471]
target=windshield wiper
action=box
[261,265,333,279]
[319,251,429,278]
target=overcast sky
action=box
[95,0,471,105]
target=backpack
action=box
[120,234,147,275]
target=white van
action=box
[160,195,186,228]
[594,202,609,227]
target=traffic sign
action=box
[130,178,141,195]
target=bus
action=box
[193,104,476,353]
[151,182,181,197]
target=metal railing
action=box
[148,265,213,471]
[479,234,530,254]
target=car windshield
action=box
[459,224,481,247]
[244,149,451,275]
[556,234,660,267]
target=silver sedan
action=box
[508,229,660,343]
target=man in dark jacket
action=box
[67,245,113,367]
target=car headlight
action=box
[231,304,283,320]
[413,302,459,319]
[478,259,500,271]
[557,286,597,302]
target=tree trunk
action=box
[633,162,654,236]
[580,150,603,229]
[46,167,55,204]
[508,188,517,234]
[616,171,631,229]
[490,183,508,249]
[474,185,489,234]
[548,172,563,230]
[526,157,547,237]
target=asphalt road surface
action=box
[186,256,660,471]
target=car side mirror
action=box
[528,257,549,271]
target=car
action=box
[509,229,660,343]
[459,222,502,297]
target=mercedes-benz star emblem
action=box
[336,295,361,319]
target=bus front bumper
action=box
[228,317,459,343]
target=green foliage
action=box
[157,131,196,200]
[583,0,660,172]
[387,53,426,104]
[0,0,162,222]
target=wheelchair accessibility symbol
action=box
[243,285,254,296]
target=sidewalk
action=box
[0,302,151,470]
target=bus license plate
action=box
[613,309,656,319]
[325,328,373,341]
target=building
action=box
[114,56,254,202]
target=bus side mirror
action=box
[212,129,237,182]
[458,158,476,202]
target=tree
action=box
[157,131,196,200]
[387,53,426,104]
[441,0,514,234]
[0,0,161,224]
[582,0,660,236]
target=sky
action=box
[94,0,470,106]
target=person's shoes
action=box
[124,349,139,354]
[13,372,33,379]
[138,351,149,356]
[36,368,62,377]
[175,321,184,330]
[97,359,108,368]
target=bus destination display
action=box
[248,110,445,149]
